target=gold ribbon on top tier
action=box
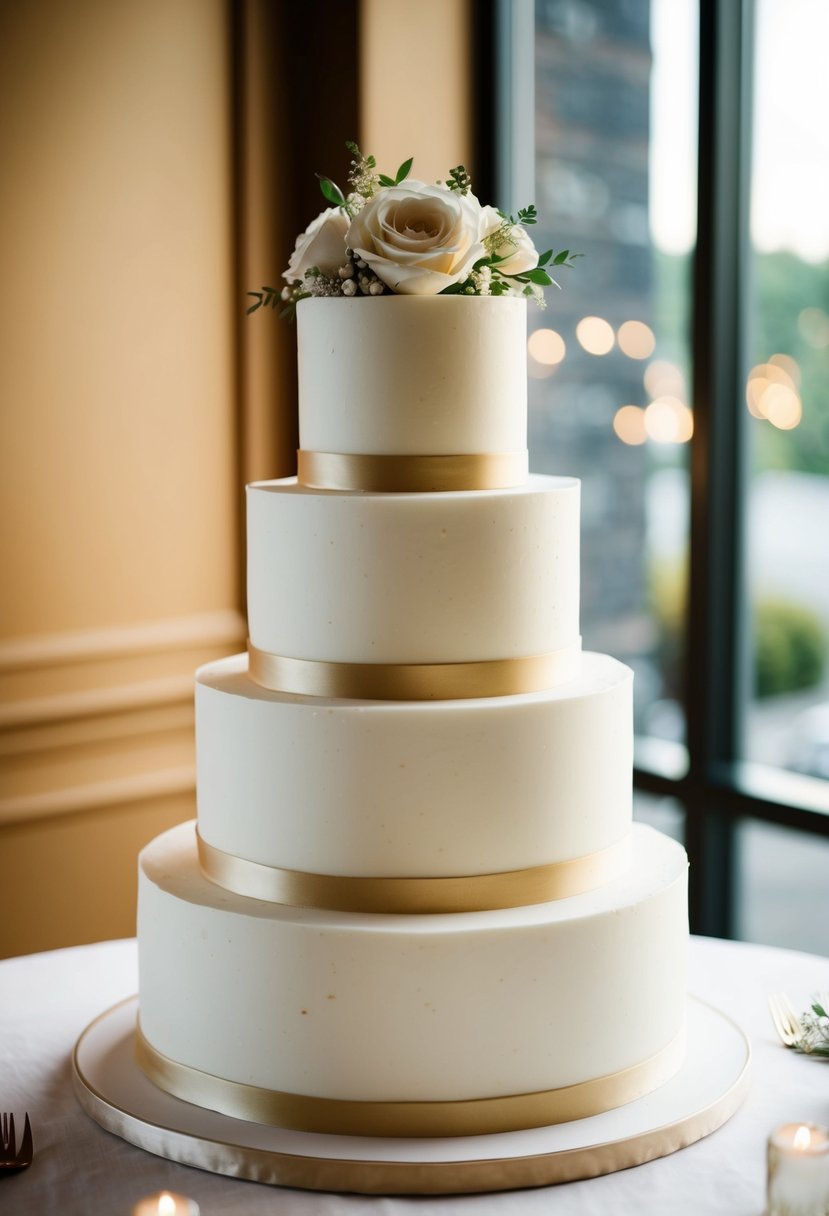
[297,449,529,493]
[196,831,630,914]
[247,640,581,701]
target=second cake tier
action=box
[247,474,580,671]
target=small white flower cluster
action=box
[346,192,367,216]
[797,1003,829,1056]
[349,251,384,296]
[468,264,492,296]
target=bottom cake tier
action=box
[137,821,688,1137]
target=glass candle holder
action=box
[767,1123,829,1216]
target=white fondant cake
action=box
[298,296,528,456]
[136,294,689,1138]
[247,474,580,666]
[195,651,633,879]
[139,820,686,1105]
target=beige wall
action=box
[0,0,475,959]
[360,0,473,181]
[0,0,242,957]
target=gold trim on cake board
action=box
[246,640,581,701]
[297,449,529,493]
[72,994,752,1194]
[195,831,630,913]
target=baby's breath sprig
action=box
[318,142,413,217]
[345,140,380,199]
[446,165,472,195]
[793,998,829,1057]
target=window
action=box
[494,0,829,945]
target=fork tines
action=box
[768,992,803,1048]
[0,1111,33,1170]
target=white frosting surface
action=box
[195,651,633,877]
[297,296,528,457]
[138,821,687,1103]
[247,475,580,665]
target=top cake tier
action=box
[296,296,528,492]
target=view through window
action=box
[525,0,828,946]
[530,0,697,770]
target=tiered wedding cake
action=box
[136,290,688,1139]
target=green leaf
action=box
[395,156,414,184]
[553,249,571,265]
[537,249,553,267]
[246,293,263,315]
[812,1002,828,1018]
[516,268,554,286]
[377,174,395,187]
[438,282,467,295]
[318,175,345,206]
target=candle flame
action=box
[794,1125,812,1151]
[158,1196,177,1216]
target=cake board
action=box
[72,994,750,1195]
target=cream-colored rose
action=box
[283,207,349,282]
[347,180,488,295]
[489,223,539,276]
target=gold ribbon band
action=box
[247,640,581,701]
[135,1023,686,1138]
[297,449,529,493]
[196,831,630,913]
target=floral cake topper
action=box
[248,142,578,317]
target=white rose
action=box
[490,223,539,277]
[347,180,488,295]
[283,207,349,282]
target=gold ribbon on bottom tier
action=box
[296,449,530,493]
[135,1022,686,1138]
[196,830,630,914]
[246,640,582,701]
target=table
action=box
[1,936,827,1215]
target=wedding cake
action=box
[135,153,688,1139]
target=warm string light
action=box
[798,306,829,349]
[528,322,695,447]
[746,357,803,429]
[527,328,566,378]
[575,316,615,355]
[644,359,686,400]
[617,320,656,359]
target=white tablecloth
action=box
[1,936,827,1215]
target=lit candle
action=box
[132,1193,200,1216]
[767,1123,829,1216]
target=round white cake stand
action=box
[72,995,750,1195]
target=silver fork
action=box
[768,993,803,1048]
[0,1113,34,1172]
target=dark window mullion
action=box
[686,0,755,936]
